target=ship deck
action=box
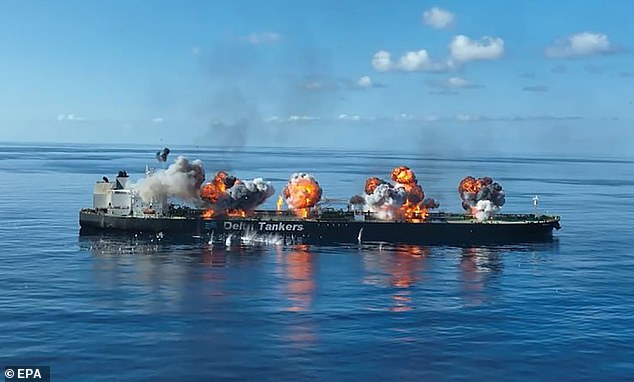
[164,207,560,225]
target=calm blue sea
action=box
[1,143,633,381]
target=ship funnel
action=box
[116,170,129,189]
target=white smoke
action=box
[473,200,499,222]
[134,156,205,206]
[363,183,407,220]
[227,178,275,211]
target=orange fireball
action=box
[391,166,417,185]
[458,176,484,194]
[364,177,383,195]
[282,173,323,218]
[200,171,232,203]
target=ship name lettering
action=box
[258,222,304,232]
[223,221,304,232]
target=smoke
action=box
[361,182,408,220]
[228,178,276,211]
[351,166,438,221]
[155,147,170,162]
[458,176,506,221]
[472,200,498,222]
[200,171,275,214]
[134,156,205,206]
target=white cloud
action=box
[152,117,164,123]
[545,32,613,58]
[57,113,85,121]
[397,50,431,71]
[304,80,323,90]
[288,115,320,122]
[447,77,468,88]
[357,75,372,88]
[394,113,414,121]
[449,35,504,63]
[242,32,281,45]
[372,49,445,72]
[456,113,482,122]
[372,50,392,72]
[337,114,362,121]
[422,7,455,29]
[427,76,480,89]
[263,116,280,123]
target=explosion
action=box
[200,171,275,218]
[200,171,235,205]
[279,173,323,218]
[351,166,438,222]
[365,177,386,195]
[458,176,505,221]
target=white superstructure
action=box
[91,171,164,217]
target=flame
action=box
[402,202,429,222]
[200,171,230,204]
[201,209,215,219]
[282,175,322,218]
[391,166,428,222]
[364,177,383,195]
[458,176,504,218]
[226,209,247,217]
[391,166,417,185]
[276,195,284,211]
[458,176,483,194]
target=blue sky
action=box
[0,0,632,155]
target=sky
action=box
[0,0,633,155]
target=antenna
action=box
[532,195,539,215]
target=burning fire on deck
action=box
[278,173,323,218]
[200,171,275,218]
[458,176,505,221]
[351,166,438,222]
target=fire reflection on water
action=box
[363,244,430,312]
[459,247,503,307]
[276,245,317,347]
[282,244,314,312]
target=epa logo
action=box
[4,367,50,382]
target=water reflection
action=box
[459,247,504,307]
[78,234,267,313]
[277,245,317,347]
[362,244,430,312]
[282,244,315,312]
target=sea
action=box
[1,143,633,381]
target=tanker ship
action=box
[78,157,561,245]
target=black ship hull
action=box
[79,209,560,245]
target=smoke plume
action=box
[134,156,205,205]
[458,176,505,221]
[351,166,438,221]
[200,171,275,216]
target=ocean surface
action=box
[1,143,633,381]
